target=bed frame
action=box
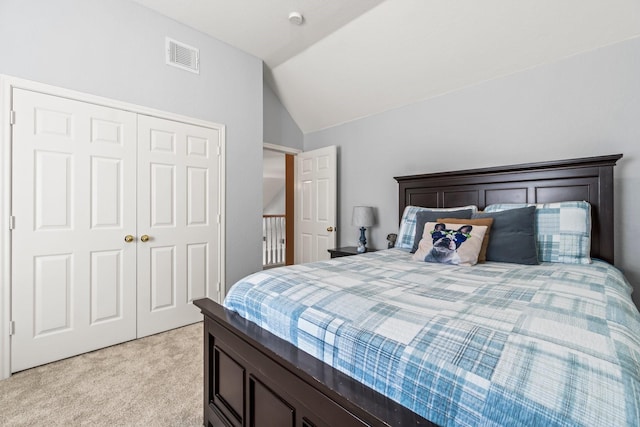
[194,154,622,427]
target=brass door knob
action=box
[140,235,150,242]
[327,227,334,232]
[124,235,135,243]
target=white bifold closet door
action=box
[11,89,138,372]
[11,89,221,372]
[136,114,220,338]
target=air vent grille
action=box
[166,37,199,74]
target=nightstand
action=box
[328,246,378,259]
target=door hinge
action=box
[216,282,221,292]
[9,110,16,126]
[9,216,15,230]
[9,321,15,336]
[216,144,221,156]
[217,214,221,224]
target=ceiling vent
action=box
[166,37,199,74]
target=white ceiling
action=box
[132,0,385,68]
[132,0,640,134]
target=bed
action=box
[194,153,640,427]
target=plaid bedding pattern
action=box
[396,205,478,250]
[485,202,592,264]
[396,205,431,249]
[224,249,640,426]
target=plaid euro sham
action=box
[485,201,592,264]
[224,249,640,426]
[396,205,478,250]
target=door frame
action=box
[0,75,226,380]
[263,143,301,266]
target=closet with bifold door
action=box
[10,87,224,372]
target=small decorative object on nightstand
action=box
[328,246,378,258]
[352,206,375,253]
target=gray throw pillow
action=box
[472,206,538,265]
[411,209,473,253]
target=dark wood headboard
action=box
[395,154,623,264]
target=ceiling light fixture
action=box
[288,11,304,25]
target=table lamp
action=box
[352,206,375,253]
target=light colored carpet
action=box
[0,323,203,426]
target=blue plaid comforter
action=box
[224,249,640,426]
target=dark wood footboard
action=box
[194,298,435,427]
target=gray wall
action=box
[0,0,264,287]
[264,83,303,150]
[305,36,640,308]
[264,183,286,215]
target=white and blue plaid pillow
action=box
[396,205,478,250]
[485,201,592,264]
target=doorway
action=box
[262,144,298,268]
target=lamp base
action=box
[357,227,367,253]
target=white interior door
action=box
[295,146,337,263]
[136,115,221,338]
[11,89,137,372]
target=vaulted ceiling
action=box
[132,0,640,133]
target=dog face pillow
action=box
[413,222,487,266]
